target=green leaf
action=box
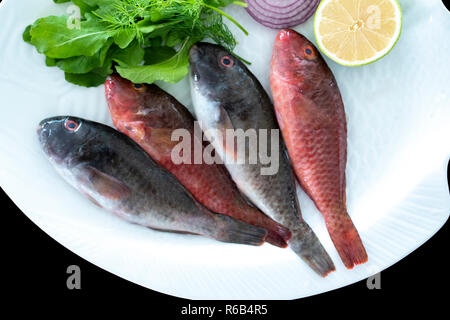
[46,57,57,67]
[165,30,183,47]
[144,46,176,65]
[113,28,136,49]
[53,0,115,16]
[147,37,162,47]
[137,20,180,34]
[206,1,247,8]
[111,40,144,67]
[24,0,246,86]
[23,25,32,43]
[29,13,113,59]
[55,38,113,73]
[65,62,112,87]
[73,0,114,10]
[71,0,96,16]
[81,0,114,6]
[116,37,195,84]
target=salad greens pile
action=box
[23,0,248,87]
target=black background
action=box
[2,161,448,315]
[2,0,450,316]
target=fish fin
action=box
[266,231,289,248]
[213,214,267,246]
[266,221,292,248]
[212,105,238,161]
[82,166,131,201]
[288,221,336,277]
[118,121,180,157]
[149,128,182,150]
[82,191,103,208]
[244,207,292,248]
[118,120,147,141]
[286,170,334,275]
[326,213,368,269]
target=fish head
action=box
[271,29,322,83]
[189,42,252,104]
[105,74,149,123]
[105,74,190,135]
[189,42,261,134]
[37,116,91,165]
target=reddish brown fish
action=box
[270,29,367,268]
[105,74,291,248]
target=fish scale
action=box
[189,42,335,276]
[270,29,368,268]
[37,116,268,246]
[105,75,292,248]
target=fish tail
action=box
[265,224,292,248]
[264,231,288,248]
[288,221,335,277]
[213,214,267,246]
[243,207,292,248]
[325,209,368,269]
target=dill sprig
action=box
[94,0,246,52]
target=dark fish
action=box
[104,74,291,247]
[37,116,267,246]
[189,43,335,276]
[270,29,368,268]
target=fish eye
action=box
[303,46,316,60]
[220,56,234,68]
[133,83,146,92]
[64,119,80,132]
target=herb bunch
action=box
[23,0,248,87]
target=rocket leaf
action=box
[144,46,176,65]
[23,0,248,87]
[54,38,113,73]
[111,40,145,67]
[116,37,194,84]
[29,13,113,59]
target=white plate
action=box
[0,0,449,300]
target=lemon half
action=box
[314,0,402,66]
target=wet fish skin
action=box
[104,74,291,247]
[270,29,368,268]
[189,43,335,276]
[37,116,267,246]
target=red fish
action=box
[270,29,367,268]
[105,74,292,248]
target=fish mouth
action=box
[189,43,219,92]
[189,43,215,77]
[37,122,50,147]
[105,74,119,100]
[276,29,292,42]
[37,116,66,149]
[276,29,307,43]
[37,123,43,135]
[189,44,203,61]
[189,44,202,79]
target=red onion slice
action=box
[245,0,320,29]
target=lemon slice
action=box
[314,0,402,66]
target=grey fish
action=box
[37,116,267,245]
[189,43,335,276]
